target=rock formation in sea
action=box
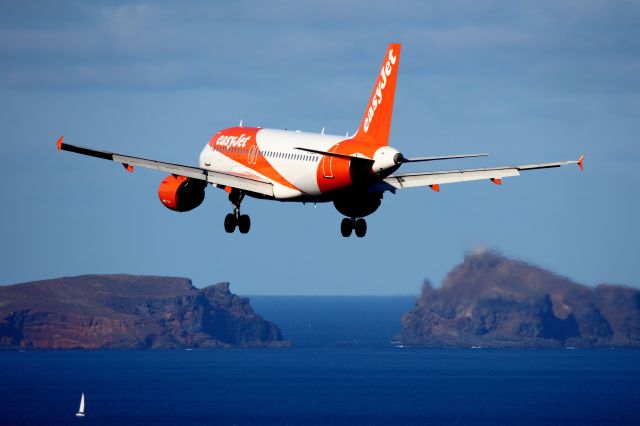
[0,275,289,349]
[401,251,640,348]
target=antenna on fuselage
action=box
[321,127,325,135]
[239,119,243,127]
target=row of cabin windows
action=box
[213,146,319,162]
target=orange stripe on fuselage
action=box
[209,127,301,192]
[315,139,380,194]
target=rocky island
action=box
[0,275,289,349]
[401,251,640,348]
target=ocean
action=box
[1,297,639,425]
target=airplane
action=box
[57,43,583,238]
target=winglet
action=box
[56,135,64,151]
[123,163,134,173]
[429,184,440,192]
[577,155,584,172]
[490,178,502,186]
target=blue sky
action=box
[1,1,639,294]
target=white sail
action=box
[76,393,85,417]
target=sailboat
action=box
[76,393,85,417]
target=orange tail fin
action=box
[353,43,401,146]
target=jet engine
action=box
[333,192,382,218]
[157,175,206,212]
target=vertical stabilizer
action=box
[353,43,401,146]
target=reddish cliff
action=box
[401,251,640,348]
[0,275,289,349]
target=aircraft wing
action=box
[56,137,275,197]
[374,157,584,192]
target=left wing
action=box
[56,136,275,197]
[373,156,584,192]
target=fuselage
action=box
[199,126,400,202]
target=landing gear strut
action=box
[224,190,251,234]
[341,217,367,238]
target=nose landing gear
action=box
[340,217,367,238]
[224,190,251,234]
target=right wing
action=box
[373,156,584,192]
[57,136,275,197]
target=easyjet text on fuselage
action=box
[214,134,252,150]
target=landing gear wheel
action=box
[225,190,251,234]
[224,213,237,233]
[238,214,251,234]
[340,218,353,237]
[354,218,367,238]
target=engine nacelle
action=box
[333,192,382,218]
[158,175,206,212]
[372,146,402,176]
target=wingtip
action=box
[56,135,64,151]
[578,154,585,172]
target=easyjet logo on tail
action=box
[363,48,397,133]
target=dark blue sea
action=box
[1,297,639,425]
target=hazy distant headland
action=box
[401,251,640,348]
[0,275,289,349]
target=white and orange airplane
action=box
[57,43,583,237]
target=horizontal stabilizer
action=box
[294,147,374,163]
[399,153,488,163]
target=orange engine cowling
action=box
[158,175,206,212]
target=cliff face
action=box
[0,275,289,349]
[401,252,640,348]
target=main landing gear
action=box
[341,217,367,238]
[224,190,251,234]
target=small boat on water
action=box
[76,393,85,417]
